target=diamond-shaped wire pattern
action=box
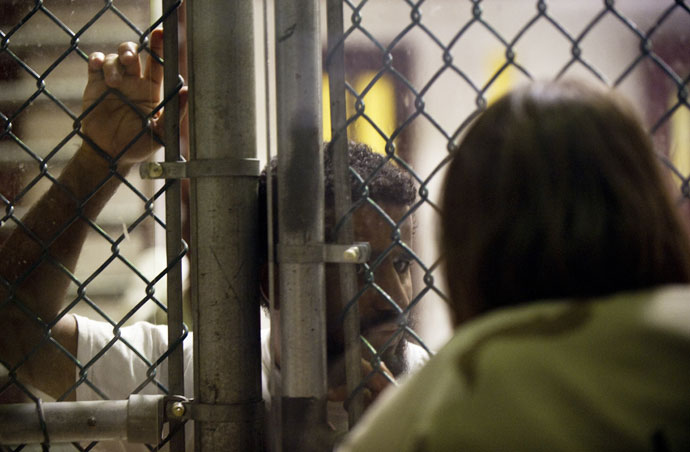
[1,1,186,450]
[326,0,690,430]
[1,0,689,450]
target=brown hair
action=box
[441,80,690,325]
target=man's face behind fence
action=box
[261,142,418,377]
[325,201,413,377]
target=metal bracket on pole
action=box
[139,159,261,179]
[277,242,371,264]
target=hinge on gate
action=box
[277,242,371,264]
[139,158,261,179]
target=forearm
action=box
[0,31,167,398]
[0,144,133,397]
[0,144,130,322]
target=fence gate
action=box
[2,1,689,451]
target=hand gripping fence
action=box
[2,1,689,451]
[0,1,190,451]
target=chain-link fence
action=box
[0,0,192,450]
[2,0,689,451]
[325,0,689,447]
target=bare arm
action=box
[0,29,179,400]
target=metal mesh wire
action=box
[1,0,689,450]
[326,0,690,426]
[1,1,186,450]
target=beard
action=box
[363,310,417,377]
[326,328,410,387]
[327,310,417,379]
[379,335,408,377]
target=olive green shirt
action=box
[339,285,690,452]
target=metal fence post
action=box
[161,1,186,451]
[325,0,365,428]
[274,0,329,451]
[186,1,262,451]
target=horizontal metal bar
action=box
[277,242,371,264]
[139,158,261,179]
[0,395,164,445]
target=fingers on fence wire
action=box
[354,359,394,409]
[87,52,106,82]
[101,53,126,88]
[117,41,141,77]
[328,357,394,408]
[87,29,162,89]
[144,28,164,83]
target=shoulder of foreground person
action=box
[338,285,690,452]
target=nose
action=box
[371,260,411,314]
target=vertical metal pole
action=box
[187,1,262,451]
[275,1,329,451]
[162,1,185,451]
[325,0,364,427]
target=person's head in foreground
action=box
[441,79,690,325]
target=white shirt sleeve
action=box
[74,314,194,401]
[73,314,195,451]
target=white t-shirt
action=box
[74,315,196,451]
[338,285,690,452]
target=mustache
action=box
[360,311,407,334]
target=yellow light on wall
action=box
[323,74,332,142]
[352,71,396,155]
[486,50,516,105]
[322,72,397,156]
[670,102,690,182]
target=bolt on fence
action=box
[2,0,690,451]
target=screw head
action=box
[343,246,361,263]
[149,163,164,178]
[170,401,186,418]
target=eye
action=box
[393,257,411,274]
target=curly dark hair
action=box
[323,141,416,207]
[258,141,416,261]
